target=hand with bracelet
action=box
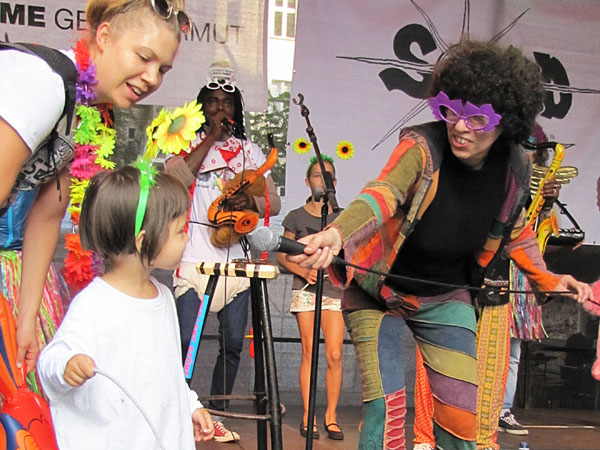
[541,177,560,209]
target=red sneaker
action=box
[213,421,240,443]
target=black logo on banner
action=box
[533,52,572,119]
[378,23,435,100]
[378,26,574,120]
[337,1,600,150]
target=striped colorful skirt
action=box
[0,250,69,396]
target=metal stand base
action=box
[193,261,283,450]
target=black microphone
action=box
[221,117,238,135]
[221,117,238,132]
[248,227,344,265]
[313,186,325,201]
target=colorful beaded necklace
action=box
[63,39,116,294]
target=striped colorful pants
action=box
[413,303,512,450]
[346,289,477,450]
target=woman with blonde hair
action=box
[0,0,188,381]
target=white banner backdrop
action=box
[286,0,600,244]
[0,0,267,110]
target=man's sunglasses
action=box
[207,79,236,93]
[151,0,192,35]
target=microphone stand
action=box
[293,93,340,214]
[293,93,340,449]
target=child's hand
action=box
[192,408,214,441]
[64,354,96,387]
[303,268,318,285]
[593,358,600,381]
[555,275,594,304]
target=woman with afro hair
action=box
[286,40,594,450]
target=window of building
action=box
[274,11,282,36]
[272,0,296,38]
[286,12,296,38]
[269,80,291,97]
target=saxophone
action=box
[535,212,559,253]
[523,142,565,252]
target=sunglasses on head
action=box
[151,0,192,35]
[429,91,502,132]
[207,79,236,93]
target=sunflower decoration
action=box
[144,108,171,159]
[293,137,312,154]
[336,140,355,160]
[150,100,205,156]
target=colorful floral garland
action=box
[62,39,116,294]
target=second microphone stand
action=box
[304,189,331,447]
[293,93,340,450]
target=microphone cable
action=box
[339,257,584,300]
[249,227,592,301]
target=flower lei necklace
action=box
[62,39,116,294]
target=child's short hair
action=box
[80,165,190,265]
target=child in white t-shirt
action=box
[38,163,214,450]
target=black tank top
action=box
[388,142,508,296]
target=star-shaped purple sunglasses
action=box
[428,91,502,132]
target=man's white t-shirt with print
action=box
[181,137,268,264]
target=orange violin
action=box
[207,137,278,236]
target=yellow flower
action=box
[68,204,82,216]
[69,178,90,206]
[293,137,312,154]
[95,125,116,158]
[336,140,355,160]
[147,108,171,140]
[144,140,159,160]
[95,156,116,170]
[145,108,171,159]
[153,100,205,155]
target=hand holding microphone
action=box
[205,114,236,140]
[221,117,238,134]
[247,226,343,268]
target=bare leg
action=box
[321,309,345,430]
[296,311,317,427]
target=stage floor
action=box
[196,406,600,450]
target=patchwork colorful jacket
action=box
[329,122,561,310]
